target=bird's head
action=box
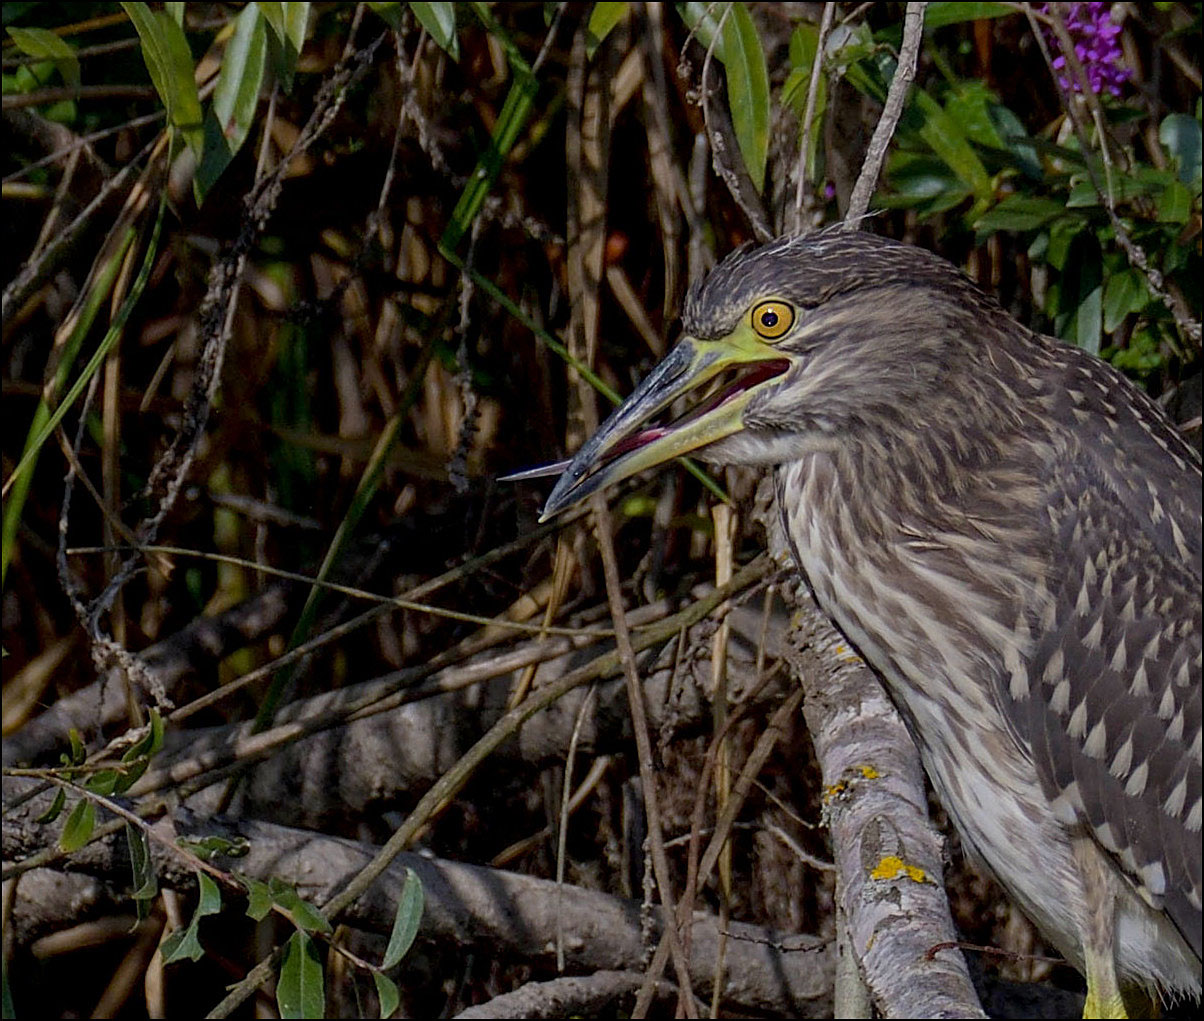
[541,231,1007,520]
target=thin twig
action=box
[590,494,698,1016]
[844,2,927,227]
[790,3,837,233]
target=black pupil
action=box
[761,310,778,328]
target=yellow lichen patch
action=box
[870,855,928,883]
[857,764,880,780]
[823,782,847,803]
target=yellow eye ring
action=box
[750,300,795,341]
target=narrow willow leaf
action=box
[439,72,538,252]
[197,3,268,200]
[126,823,158,920]
[256,1,309,91]
[58,798,95,852]
[35,787,66,825]
[121,2,204,158]
[277,930,325,1020]
[586,2,628,58]
[5,26,80,89]
[373,972,400,1019]
[68,728,85,766]
[409,2,459,59]
[720,2,769,192]
[382,868,425,969]
[123,707,166,761]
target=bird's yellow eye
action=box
[750,300,794,341]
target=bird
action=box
[539,230,1202,1016]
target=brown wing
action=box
[1020,364,1202,960]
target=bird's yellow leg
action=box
[1074,836,1127,1019]
[1082,943,1127,1019]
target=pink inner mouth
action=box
[608,359,789,460]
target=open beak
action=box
[540,332,791,521]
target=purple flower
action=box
[1041,3,1131,97]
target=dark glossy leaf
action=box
[1103,268,1148,332]
[1160,113,1201,185]
[973,195,1065,234]
[277,930,325,1020]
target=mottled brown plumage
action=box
[543,231,1202,1009]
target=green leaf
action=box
[1044,216,1089,271]
[382,868,424,969]
[409,2,459,59]
[1160,113,1202,186]
[277,930,325,1020]
[439,72,538,253]
[943,81,1004,150]
[1103,268,1148,333]
[85,770,120,796]
[161,869,221,964]
[196,3,268,201]
[177,833,250,861]
[911,89,993,205]
[68,727,86,766]
[121,2,204,159]
[1157,179,1193,224]
[923,2,1015,28]
[374,972,400,1019]
[35,787,67,825]
[586,2,628,58]
[270,878,333,935]
[719,3,769,192]
[973,195,1066,234]
[160,923,205,964]
[367,3,403,30]
[5,26,80,90]
[255,2,309,91]
[123,707,166,761]
[126,823,158,913]
[58,798,95,852]
[239,875,274,921]
[196,871,222,915]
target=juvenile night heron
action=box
[540,232,1202,1014]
